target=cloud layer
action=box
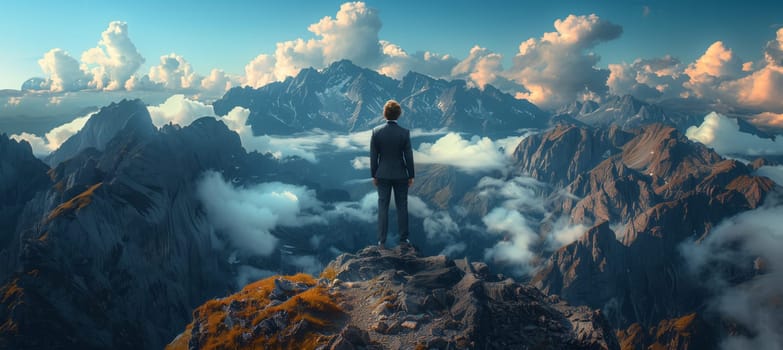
[682,199,783,350]
[196,171,324,256]
[29,21,237,98]
[686,112,783,156]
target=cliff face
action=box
[0,135,51,282]
[521,124,775,347]
[168,246,620,350]
[0,110,257,349]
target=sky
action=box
[2,0,783,121]
[1,0,780,90]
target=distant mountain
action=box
[167,246,619,350]
[213,60,549,135]
[557,95,703,131]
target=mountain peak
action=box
[167,246,619,350]
[46,99,155,166]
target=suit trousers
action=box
[377,178,409,244]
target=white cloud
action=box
[9,132,49,157]
[351,156,371,169]
[195,170,324,256]
[147,94,215,128]
[10,111,95,156]
[685,112,783,156]
[200,69,235,97]
[755,165,783,186]
[482,207,538,275]
[681,199,783,350]
[148,53,200,90]
[476,176,547,213]
[606,55,687,100]
[508,14,622,108]
[546,217,589,249]
[81,21,145,90]
[377,42,458,79]
[5,96,22,106]
[414,132,514,173]
[451,46,506,89]
[245,2,383,86]
[38,49,91,92]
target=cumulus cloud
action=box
[245,2,383,86]
[444,46,525,93]
[414,132,518,173]
[674,31,783,114]
[508,14,622,108]
[686,112,783,156]
[38,49,91,92]
[200,69,236,97]
[607,55,688,100]
[681,198,783,350]
[148,53,199,90]
[377,41,458,79]
[81,21,145,90]
[10,111,95,156]
[148,94,215,127]
[30,22,235,96]
[196,170,324,256]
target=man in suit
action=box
[371,100,415,249]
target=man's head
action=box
[384,100,402,120]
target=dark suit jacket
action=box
[370,121,415,180]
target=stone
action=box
[401,320,418,330]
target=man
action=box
[371,100,415,249]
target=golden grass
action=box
[1,278,23,304]
[319,266,337,281]
[47,183,103,222]
[166,273,343,350]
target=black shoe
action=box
[399,239,411,247]
[378,241,385,249]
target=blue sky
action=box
[1,0,781,90]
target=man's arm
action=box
[403,129,414,185]
[370,129,379,185]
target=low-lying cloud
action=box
[414,132,525,173]
[10,111,95,156]
[476,175,588,275]
[686,112,783,156]
[681,197,783,350]
[196,170,324,256]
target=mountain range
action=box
[214,60,549,136]
[0,60,780,349]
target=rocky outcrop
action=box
[213,60,548,135]
[512,124,632,188]
[616,313,715,350]
[168,246,619,350]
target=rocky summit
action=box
[167,245,619,350]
